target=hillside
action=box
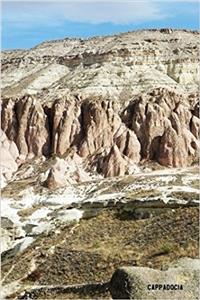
[1,29,199,299]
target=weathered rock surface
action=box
[1,96,50,160]
[1,29,199,300]
[2,29,199,98]
[2,87,198,180]
[0,129,19,183]
[122,88,199,167]
[1,30,199,180]
[44,158,67,189]
[110,258,200,299]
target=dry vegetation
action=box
[2,205,198,299]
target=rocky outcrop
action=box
[42,154,91,188]
[1,86,199,180]
[102,143,140,177]
[110,258,200,299]
[114,124,141,162]
[1,95,142,179]
[2,30,199,99]
[158,127,198,167]
[44,158,67,189]
[51,97,81,156]
[1,96,50,161]
[0,129,19,184]
[1,30,199,181]
[78,99,121,157]
[190,115,200,139]
[102,145,126,177]
[122,88,199,167]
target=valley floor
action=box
[1,166,199,299]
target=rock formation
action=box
[1,29,199,182]
[110,258,200,299]
[0,129,19,184]
[1,29,199,300]
[44,158,67,189]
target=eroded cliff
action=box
[1,29,199,184]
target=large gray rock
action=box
[110,258,200,299]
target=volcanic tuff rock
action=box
[1,29,199,182]
[0,129,19,183]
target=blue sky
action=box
[2,0,199,50]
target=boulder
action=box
[110,258,200,299]
[44,158,67,189]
